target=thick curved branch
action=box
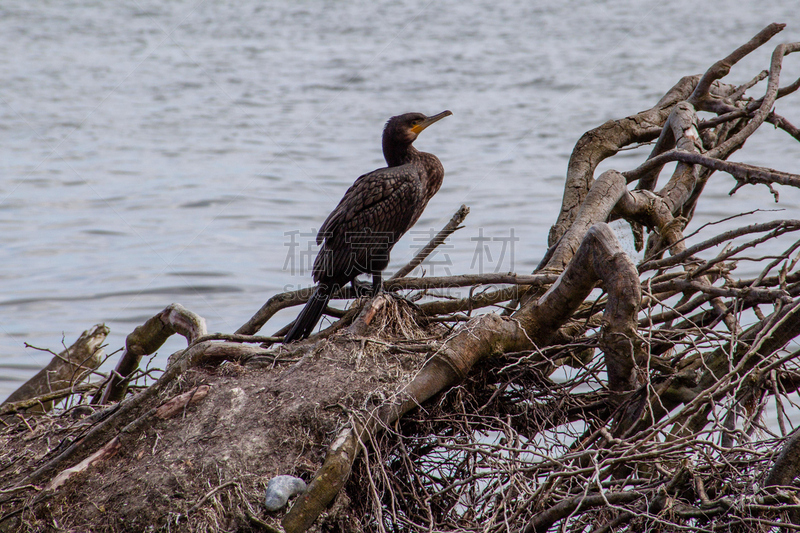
[100,303,207,404]
[547,169,680,272]
[521,224,643,391]
[709,40,800,160]
[547,75,700,247]
[545,172,629,271]
[236,289,311,336]
[688,23,785,106]
[654,102,702,215]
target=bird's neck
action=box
[418,152,445,200]
[383,141,419,167]
[383,143,444,199]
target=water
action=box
[1,0,799,400]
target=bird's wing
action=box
[313,166,424,282]
[317,166,422,246]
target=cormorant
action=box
[284,110,452,342]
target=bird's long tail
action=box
[283,284,333,342]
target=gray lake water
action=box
[2,0,800,403]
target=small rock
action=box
[264,475,307,511]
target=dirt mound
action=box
[1,307,437,533]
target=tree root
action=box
[99,303,207,404]
[1,324,107,412]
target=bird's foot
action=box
[351,279,374,298]
[371,283,384,298]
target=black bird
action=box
[284,110,452,342]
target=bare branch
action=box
[390,205,470,279]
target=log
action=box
[1,324,108,412]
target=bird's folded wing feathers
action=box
[317,166,422,246]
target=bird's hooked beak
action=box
[411,110,452,134]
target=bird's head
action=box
[383,110,452,146]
